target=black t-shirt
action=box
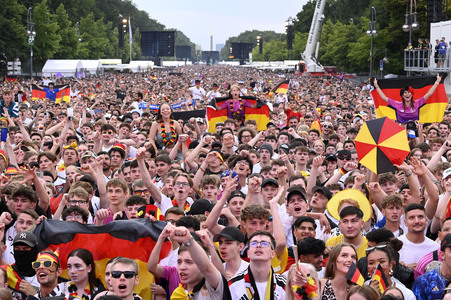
[116,89,126,100]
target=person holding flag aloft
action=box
[213,84,258,126]
[373,74,442,123]
[365,238,416,299]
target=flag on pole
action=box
[129,17,133,44]
[370,74,447,123]
[371,263,390,293]
[268,80,290,98]
[345,261,365,286]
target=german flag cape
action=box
[345,261,364,286]
[370,74,447,123]
[371,263,389,293]
[34,219,171,299]
[268,80,290,98]
[32,84,70,103]
[206,96,270,132]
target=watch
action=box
[184,237,194,247]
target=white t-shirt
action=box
[189,86,206,100]
[398,234,439,265]
[223,259,249,279]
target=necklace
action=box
[230,98,243,116]
[160,120,176,145]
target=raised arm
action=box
[136,147,161,204]
[147,224,174,278]
[269,186,287,256]
[373,79,389,103]
[423,74,442,101]
[171,226,221,289]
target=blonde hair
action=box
[286,263,319,300]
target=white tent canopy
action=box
[42,59,83,78]
[129,60,155,72]
[80,60,103,76]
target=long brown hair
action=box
[324,243,357,279]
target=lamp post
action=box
[26,7,36,77]
[367,6,378,78]
[402,0,419,46]
[285,17,294,60]
[256,34,262,55]
[371,49,388,78]
[76,22,81,42]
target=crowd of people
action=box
[0,64,450,300]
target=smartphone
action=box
[1,128,7,142]
[67,107,73,117]
[94,108,103,114]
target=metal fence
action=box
[404,49,450,72]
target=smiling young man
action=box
[95,178,129,225]
[228,230,286,299]
[26,250,65,299]
[109,257,140,300]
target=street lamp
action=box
[76,22,81,42]
[371,49,388,78]
[285,17,294,60]
[256,34,262,54]
[26,7,36,77]
[402,0,419,46]
[367,6,378,77]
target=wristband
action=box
[339,167,348,175]
[184,237,194,247]
[406,171,413,177]
[199,166,206,173]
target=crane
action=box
[301,0,327,74]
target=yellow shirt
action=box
[272,246,288,274]
[326,235,368,260]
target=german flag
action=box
[206,97,270,132]
[269,80,290,97]
[345,261,364,286]
[34,219,171,299]
[372,263,389,293]
[5,76,18,83]
[32,84,71,103]
[370,74,447,123]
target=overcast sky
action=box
[133,0,309,51]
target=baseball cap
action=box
[266,122,276,128]
[261,178,279,188]
[442,233,451,251]
[213,226,245,243]
[336,149,352,160]
[187,199,214,216]
[312,186,332,200]
[443,168,451,180]
[81,151,97,160]
[13,231,38,247]
[228,190,246,202]
[325,154,337,161]
[287,185,307,203]
[238,80,245,85]
[196,117,203,123]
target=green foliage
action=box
[33,0,61,65]
[78,13,111,59]
[0,0,27,61]
[53,4,79,59]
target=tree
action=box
[53,4,79,59]
[0,0,27,62]
[33,0,61,65]
[78,13,111,59]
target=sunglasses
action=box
[365,244,387,254]
[338,156,351,161]
[111,271,136,279]
[32,260,55,269]
[102,130,114,135]
[135,190,150,196]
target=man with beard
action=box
[25,250,65,299]
[2,232,40,300]
[98,152,112,179]
[297,237,326,278]
[398,204,439,271]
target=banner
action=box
[34,219,171,299]
[370,75,447,123]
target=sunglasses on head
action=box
[111,271,136,279]
[32,260,55,269]
[365,244,388,254]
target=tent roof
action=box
[79,60,102,70]
[42,60,83,71]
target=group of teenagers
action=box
[0,66,451,300]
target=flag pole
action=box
[129,17,132,62]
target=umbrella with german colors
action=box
[354,117,410,174]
